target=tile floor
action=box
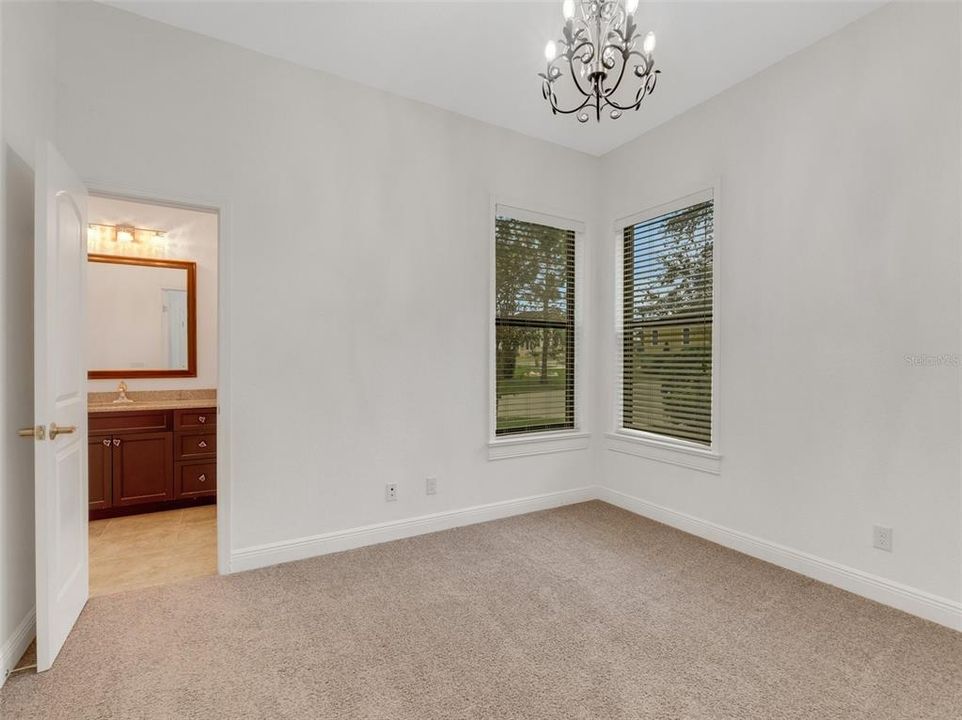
[89,505,217,597]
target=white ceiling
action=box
[106,1,884,156]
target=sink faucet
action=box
[112,380,134,404]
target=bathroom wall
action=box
[86,195,218,392]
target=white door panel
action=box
[34,141,88,672]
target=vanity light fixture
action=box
[87,223,169,247]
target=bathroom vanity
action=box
[88,401,216,519]
[85,248,217,519]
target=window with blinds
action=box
[495,214,575,436]
[622,197,713,446]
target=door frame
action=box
[83,182,233,575]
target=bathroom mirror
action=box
[87,254,197,379]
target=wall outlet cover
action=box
[426,477,438,495]
[385,483,398,502]
[873,525,893,552]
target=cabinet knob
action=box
[102,439,110,447]
[198,416,206,424]
[198,440,207,448]
[198,474,206,483]
[113,439,121,447]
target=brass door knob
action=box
[49,423,77,439]
[18,425,45,440]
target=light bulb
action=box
[626,0,639,14]
[116,228,134,243]
[545,40,557,61]
[562,0,575,20]
[152,231,167,245]
[643,30,656,55]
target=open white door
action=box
[33,141,89,671]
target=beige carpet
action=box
[2,501,960,719]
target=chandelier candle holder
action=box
[540,0,659,123]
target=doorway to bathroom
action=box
[84,194,220,597]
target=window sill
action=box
[488,431,591,461]
[604,431,721,475]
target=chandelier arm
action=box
[602,70,659,112]
[543,76,595,115]
[570,39,594,65]
[563,56,596,100]
[598,49,631,96]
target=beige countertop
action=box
[88,399,217,414]
[87,389,216,414]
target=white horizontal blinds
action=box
[623,199,713,445]
[495,215,575,435]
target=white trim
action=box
[231,486,596,573]
[610,180,722,467]
[488,195,589,454]
[84,181,233,577]
[598,487,962,632]
[495,201,586,235]
[605,431,721,474]
[488,431,591,460]
[611,187,714,234]
[1,608,36,688]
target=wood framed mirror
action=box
[87,254,197,379]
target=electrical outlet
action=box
[425,476,438,495]
[385,483,398,502]
[873,525,893,552]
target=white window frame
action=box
[488,197,589,460]
[607,183,722,474]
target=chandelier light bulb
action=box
[562,0,575,20]
[626,0,639,15]
[545,40,557,61]
[643,31,656,55]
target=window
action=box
[494,211,576,436]
[621,195,714,446]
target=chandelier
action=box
[540,0,659,123]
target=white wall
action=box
[0,0,57,684]
[86,195,218,392]
[598,2,961,603]
[55,1,600,553]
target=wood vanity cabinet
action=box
[88,407,216,518]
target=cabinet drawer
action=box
[176,431,216,460]
[90,411,170,435]
[176,462,216,498]
[174,408,216,431]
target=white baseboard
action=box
[1,608,36,689]
[597,487,962,632]
[230,486,596,573]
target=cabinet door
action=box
[88,435,113,510]
[111,432,174,507]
